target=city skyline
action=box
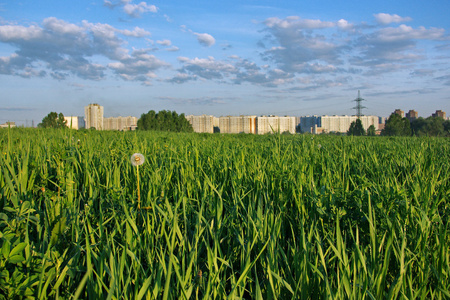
[1,0,450,126]
[1,101,448,129]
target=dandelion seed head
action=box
[131,153,145,166]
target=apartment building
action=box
[64,116,85,129]
[406,110,419,121]
[103,116,138,131]
[185,115,215,133]
[300,115,379,134]
[84,103,104,130]
[218,116,257,134]
[256,116,296,134]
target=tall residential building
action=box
[84,103,104,130]
[219,116,257,134]
[185,115,215,133]
[184,115,294,134]
[299,115,379,134]
[103,116,138,131]
[432,110,446,119]
[394,109,404,118]
[406,110,418,121]
[0,121,16,128]
[64,116,85,130]
[256,116,296,134]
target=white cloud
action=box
[180,56,234,74]
[167,73,196,84]
[172,55,295,87]
[156,39,171,46]
[375,25,445,42]
[123,1,157,18]
[264,16,334,29]
[260,16,343,72]
[194,32,215,47]
[259,14,449,82]
[0,24,44,41]
[180,25,216,47]
[351,23,447,72]
[166,46,179,52]
[336,19,354,31]
[0,17,167,82]
[108,49,169,81]
[104,0,157,18]
[374,13,412,25]
[43,17,85,35]
[120,27,151,37]
[173,56,234,81]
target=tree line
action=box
[37,110,194,132]
[347,113,450,136]
[136,110,193,132]
[38,112,67,129]
[381,113,450,136]
[38,110,450,136]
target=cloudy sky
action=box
[1,0,449,125]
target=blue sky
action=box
[1,0,449,125]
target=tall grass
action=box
[0,128,449,299]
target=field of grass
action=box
[0,128,449,299]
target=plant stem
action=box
[137,164,141,209]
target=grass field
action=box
[0,128,449,299]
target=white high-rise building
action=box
[103,116,138,131]
[185,115,296,134]
[219,116,257,134]
[299,115,380,134]
[84,104,104,130]
[185,115,215,133]
[64,116,85,130]
[256,116,296,134]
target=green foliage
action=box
[0,129,449,299]
[381,113,411,136]
[38,112,67,129]
[367,124,376,136]
[347,119,365,136]
[411,116,449,136]
[137,110,193,132]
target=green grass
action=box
[0,128,449,299]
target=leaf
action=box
[137,276,152,300]
[50,217,67,246]
[73,271,90,300]
[8,254,25,264]
[2,207,16,213]
[9,242,27,257]
[270,270,294,295]
[2,241,10,259]
[0,213,7,221]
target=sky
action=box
[1,0,449,125]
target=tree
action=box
[410,117,428,136]
[444,120,450,136]
[38,112,67,129]
[367,125,376,136]
[425,117,445,136]
[137,110,193,132]
[381,113,411,136]
[411,117,447,137]
[347,119,365,136]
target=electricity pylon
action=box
[353,90,366,119]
